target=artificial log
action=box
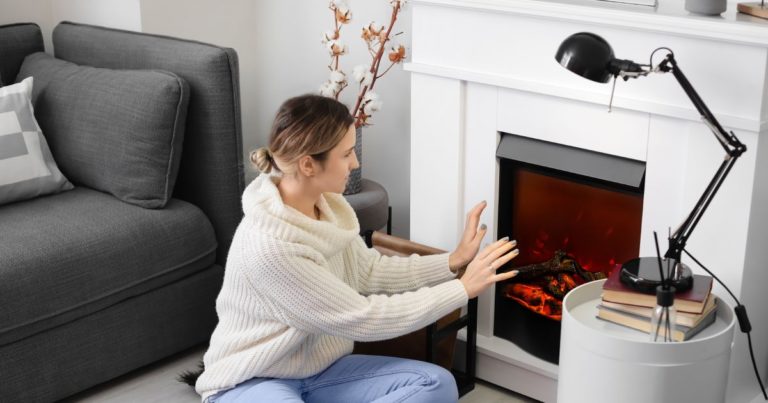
[509,250,606,283]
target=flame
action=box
[505,283,561,320]
[504,271,591,321]
[505,225,624,321]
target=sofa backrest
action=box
[51,21,244,265]
[0,23,44,86]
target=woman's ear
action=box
[297,155,317,178]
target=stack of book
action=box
[597,268,717,341]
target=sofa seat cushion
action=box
[0,187,218,346]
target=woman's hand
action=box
[460,238,519,299]
[449,201,488,273]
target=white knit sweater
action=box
[195,175,468,400]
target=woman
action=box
[196,95,519,402]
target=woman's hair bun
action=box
[250,147,273,174]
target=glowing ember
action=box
[506,283,564,320]
[503,250,607,321]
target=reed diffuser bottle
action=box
[649,231,677,342]
[650,285,677,342]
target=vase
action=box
[344,126,363,195]
[685,0,726,14]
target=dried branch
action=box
[321,1,406,127]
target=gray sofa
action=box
[0,22,243,402]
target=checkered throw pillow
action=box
[0,77,72,205]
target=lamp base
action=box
[619,257,693,294]
[737,2,768,19]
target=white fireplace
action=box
[406,0,768,401]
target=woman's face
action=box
[314,124,359,194]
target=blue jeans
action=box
[209,354,458,403]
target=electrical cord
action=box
[683,248,768,400]
[650,46,674,69]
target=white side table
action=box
[558,279,736,403]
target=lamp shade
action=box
[555,32,615,83]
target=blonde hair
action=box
[251,95,354,175]
[250,147,274,173]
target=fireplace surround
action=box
[406,0,768,402]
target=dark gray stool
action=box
[344,179,390,235]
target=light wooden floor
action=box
[63,345,539,403]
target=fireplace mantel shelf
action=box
[404,62,764,132]
[411,0,768,46]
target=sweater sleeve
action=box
[242,242,468,342]
[349,236,458,295]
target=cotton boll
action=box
[363,100,382,115]
[368,21,384,35]
[353,65,369,83]
[362,71,373,86]
[388,44,406,63]
[326,41,348,56]
[330,70,346,84]
[363,91,379,103]
[332,0,350,12]
[335,8,352,24]
[322,30,338,44]
[319,82,338,97]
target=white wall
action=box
[51,0,141,31]
[1,0,140,52]
[0,0,53,51]
[140,0,413,237]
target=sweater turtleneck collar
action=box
[242,174,360,259]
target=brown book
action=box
[596,301,718,342]
[602,267,713,314]
[600,294,717,328]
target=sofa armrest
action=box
[51,21,244,265]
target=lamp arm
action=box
[661,54,745,153]
[655,54,747,262]
[665,155,738,262]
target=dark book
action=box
[602,266,713,314]
[596,299,718,342]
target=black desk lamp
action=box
[554,32,746,293]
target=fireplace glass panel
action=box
[508,166,643,272]
[494,157,643,363]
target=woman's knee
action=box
[413,362,459,403]
[434,365,459,402]
[306,356,458,403]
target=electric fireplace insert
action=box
[494,133,645,363]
